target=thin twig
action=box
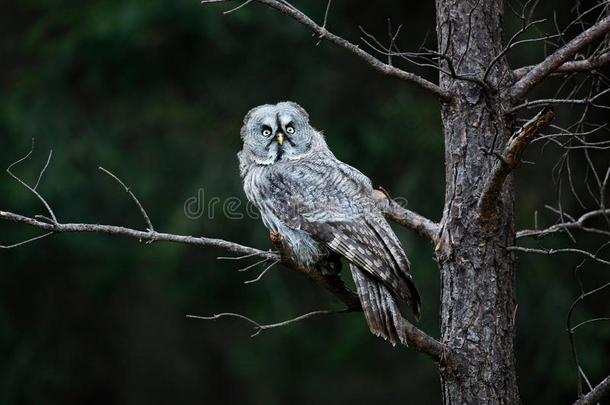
[99,166,155,232]
[509,87,610,113]
[33,150,53,191]
[511,15,610,99]
[568,280,610,401]
[186,308,350,337]
[571,317,610,331]
[201,0,450,100]
[0,231,54,249]
[507,246,610,266]
[244,260,278,284]
[218,252,269,260]
[237,257,270,272]
[513,51,610,79]
[6,139,57,223]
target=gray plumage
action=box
[238,101,420,345]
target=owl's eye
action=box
[261,128,272,137]
[286,125,295,134]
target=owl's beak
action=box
[276,132,284,146]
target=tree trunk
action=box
[435,0,520,403]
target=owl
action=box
[238,101,420,345]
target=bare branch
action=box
[484,17,549,83]
[573,375,610,405]
[222,0,253,15]
[244,259,279,284]
[517,208,610,239]
[217,252,264,261]
[479,108,555,221]
[568,279,610,402]
[1,201,449,363]
[187,308,350,337]
[372,189,439,243]
[269,231,451,364]
[236,257,270,272]
[513,51,610,79]
[6,139,57,223]
[572,317,610,331]
[509,87,610,113]
[507,245,610,266]
[99,166,155,232]
[201,0,450,100]
[511,15,610,99]
[2,144,451,365]
[33,149,53,191]
[0,231,54,249]
[0,210,277,260]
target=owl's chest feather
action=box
[243,164,325,266]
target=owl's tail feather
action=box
[350,264,407,346]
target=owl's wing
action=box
[264,159,420,317]
[306,215,420,318]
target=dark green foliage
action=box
[0,1,607,404]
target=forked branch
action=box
[573,375,610,405]
[479,108,555,221]
[201,0,450,100]
[510,15,610,99]
[513,51,610,80]
[517,208,610,239]
[187,308,349,337]
[269,232,451,364]
[1,144,450,366]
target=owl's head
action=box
[240,101,322,165]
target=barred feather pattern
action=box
[351,265,407,346]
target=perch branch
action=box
[6,139,57,223]
[201,0,450,100]
[270,231,362,311]
[479,108,555,221]
[568,280,610,403]
[2,146,450,366]
[513,51,610,80]
[509,87,610,113]
[510,15,610,100]
[99,166,155,232]
[269,232,450,364]
[0,210,277,259]
[373,189,439,243]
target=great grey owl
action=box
[238,101,420,345]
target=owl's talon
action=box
[270,232,282,244]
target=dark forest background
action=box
[1,1,609,404]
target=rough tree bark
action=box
[434,1,519,402]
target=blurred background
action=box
[1,1,609,404]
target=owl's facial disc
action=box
[241,102,314,165]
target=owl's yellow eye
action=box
[286,126,295,134]
[262,128,272,137]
